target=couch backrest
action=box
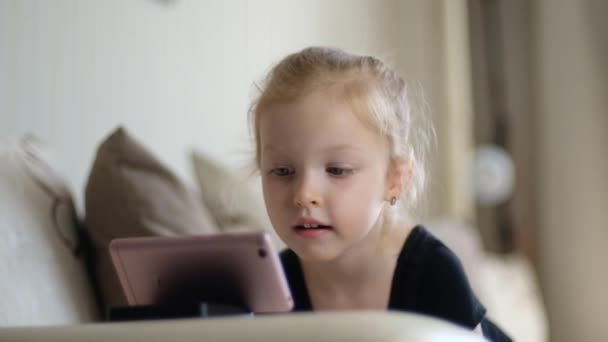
[0,137,98,326]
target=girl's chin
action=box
[290,244,342,263]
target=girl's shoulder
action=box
[390,225,486,328]
[396,224,469,272]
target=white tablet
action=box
[109,231,293,314]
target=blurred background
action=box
[1,0,606,340]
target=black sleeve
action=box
[416,244,486,329]
[481,318,513,342]
[279,249,312,311]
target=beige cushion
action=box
[191,152,284,249]
[0,136,98,326]
[0,312,486,342]
[477,254,548,342]
[85,127,217,310]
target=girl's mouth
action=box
[294,224,332,230]
[293,224,333,238]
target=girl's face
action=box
[259,89,394,262]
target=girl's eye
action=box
[326,167,353,176]
[270,167,294,177]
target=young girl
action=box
[249,47,510,342]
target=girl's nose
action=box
[293,176,323,208]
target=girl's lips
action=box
[294,216,330,227]
[292,216,333,238]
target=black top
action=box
[280,225,512,342]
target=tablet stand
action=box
[108,302,253,322]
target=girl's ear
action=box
[385,158,413,202]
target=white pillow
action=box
[191,151,284,250]
[0,136,98,326]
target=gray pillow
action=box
[85,127,217,310]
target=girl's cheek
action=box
[265,181,289,202]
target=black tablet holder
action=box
[108,301,253,321]
[107,280,254,321]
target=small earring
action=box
[390,196,397,206]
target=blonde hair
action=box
[249,46,434,213]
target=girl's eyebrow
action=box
[324,144,362,152]
[263,144,362,153]
[262,145,291,158]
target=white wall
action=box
[1,0,456,217]
[535,1,608,341]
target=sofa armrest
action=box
[0,311,484,342]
